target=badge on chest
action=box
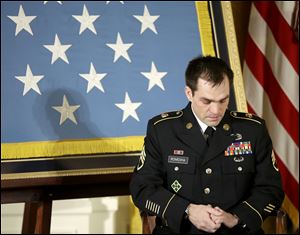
[224,141,253,156]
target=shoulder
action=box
[229,111,264,125]
[150,110,183,126]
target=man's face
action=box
[185,76,230,127]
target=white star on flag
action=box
[79,62,107,93]
[115,92,142,122]
[106,1,124,4]
[44,1,62,4]
[52,95,80,125]
[43,34,72,64]
[106,32,133,63]
[15,64,44,96]
[72,4,100,35]
[7,5,37,36]
[141,61,167,91]
[133,5,160,34]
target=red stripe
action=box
[254,1,299,73]
[247,103,299,209]
[247,104,256,115]
[245,35,299,146]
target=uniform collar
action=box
[191,106,216,134]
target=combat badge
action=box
[137,145,146,171]
[230,133,243,141]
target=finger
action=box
[210,214,222,224]
[209,221,221,232]
[207,207,222,216]
[214,206,223,212]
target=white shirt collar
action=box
[191,106,215,133]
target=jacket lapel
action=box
[176,103,207,156]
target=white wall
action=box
[1,196,133,234]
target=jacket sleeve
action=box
[130,120,189,233]
[230,121,284,233]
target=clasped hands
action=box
[187,203,239,233]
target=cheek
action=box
[220,103,228,112]
[195,104,208,115]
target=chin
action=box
[208,120,220,126]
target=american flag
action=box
[1,1,203,156]
[243,1,299,229]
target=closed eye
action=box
[201,98,211,105]
[200,97,228,105]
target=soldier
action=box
[130,56,284,234]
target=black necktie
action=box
[204,127,215,146]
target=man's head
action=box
[185,56,233,127]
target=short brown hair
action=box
[185,55,233,94]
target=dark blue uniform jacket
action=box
[130,103,284,234]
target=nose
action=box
[209,102,221,115]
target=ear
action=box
[185,86,193,101]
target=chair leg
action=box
[276,209,287,234]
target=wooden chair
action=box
[141,209,289,234]
[140,211,156,234]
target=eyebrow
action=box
[200,95,229,103]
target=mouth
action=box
[207,116,220,122]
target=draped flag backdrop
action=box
[1,1,217,159]
[1,2,248,233]
[243,1,299,230]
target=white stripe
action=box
[248,5,299,111]
[275,1,297,27]
[155,204,158,214]
[150,202,154,212]
[244,64,299,182]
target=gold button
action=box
[174,166,179,171]
[186,122,193,129]
[238,166,243,172]
[223,124,230,131]
[205,168,212,174]
[204,187,210,194]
